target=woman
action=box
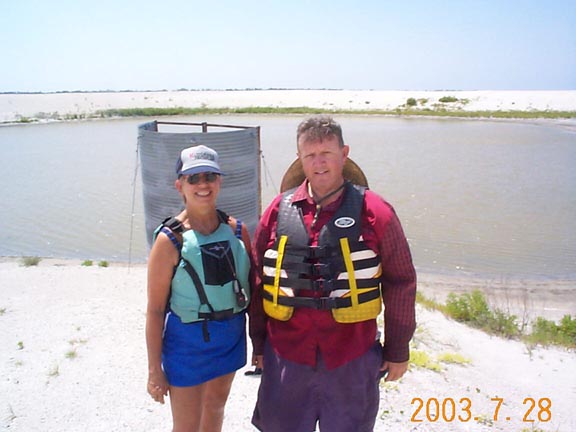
[145,145,252,431]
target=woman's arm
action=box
[145,233,179,404]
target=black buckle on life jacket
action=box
[310,262,330,276]
[198,309,235,321]
[308,246,328,259]
[311,279,335,292]
[161,216,184,234]
[314,297,338,310]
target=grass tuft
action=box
[21,256,41,267]
[417,290,575,348]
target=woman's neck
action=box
[184,207,220,235]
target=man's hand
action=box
[381,360,408,382]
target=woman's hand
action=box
[147,370,169,404]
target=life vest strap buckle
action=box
[310,262,330,276]
[311,278,335,292]
[308,246,328,259]
[314,297,338,310]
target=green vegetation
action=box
[17,341,24,350]
[410,349,442,372]
[526,315,576,347]
[98,260,109,267]
[445,290,519,338]
[81,259,93,266]
[415,291,446,312]
[65,349,78,359]
[436,352,471,365]
[89,106,576,120]
[417,290,576,348]
[5,104,574,124]
[409,349,471,372]
[439,95,460,103]
[0,307,6,316]
[21,256,41,267]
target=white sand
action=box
[1,259,574,432]
[1,90,575,123]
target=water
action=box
[1,115,575,280]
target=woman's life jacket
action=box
[154,215,251,324]
[262,182,382,323]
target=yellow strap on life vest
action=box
[339,237,359,307]
[273,235,289,306]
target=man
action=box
[249,116,416,432]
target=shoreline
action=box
[4,256,574,323]
[1,89,576,123]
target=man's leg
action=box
[252,341,319,432]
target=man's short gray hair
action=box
[296,116,344,148]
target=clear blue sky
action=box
[2,0,575,92]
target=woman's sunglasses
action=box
[185,172,220,185]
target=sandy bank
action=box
[1,90,575,123]
[0,260,574,431]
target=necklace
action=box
[309,181,346,229]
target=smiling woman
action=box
[145,143,253,432]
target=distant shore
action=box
[1,89,576,123]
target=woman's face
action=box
[177,172,221,206]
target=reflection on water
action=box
[0,115,575,279]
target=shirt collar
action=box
[290,180,346,211]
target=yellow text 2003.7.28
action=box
[411,397,552,423]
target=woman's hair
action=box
[296,115,344,148]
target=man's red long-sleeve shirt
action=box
[249,182,417,370]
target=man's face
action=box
[297,135,349,196]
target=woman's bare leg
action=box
[199,372,236,432]
[169,384,204,432]
[168,372,235,432]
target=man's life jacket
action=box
[154,213,250,324]
[262,182,382,323]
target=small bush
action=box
[439,96,459,103]
[559,315,576,341]
[527,315,576,347]
[81,260,93,266]
[21,256,41,267]
[445,290,518,338]
[406,98,417,107]
[98,260,109,267]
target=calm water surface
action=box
[1,115,575,280]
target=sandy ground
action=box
[1,90,575,123]
[0,259,574,432]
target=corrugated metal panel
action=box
[138,121,260,249]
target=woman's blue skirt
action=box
[162,311,247,387]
